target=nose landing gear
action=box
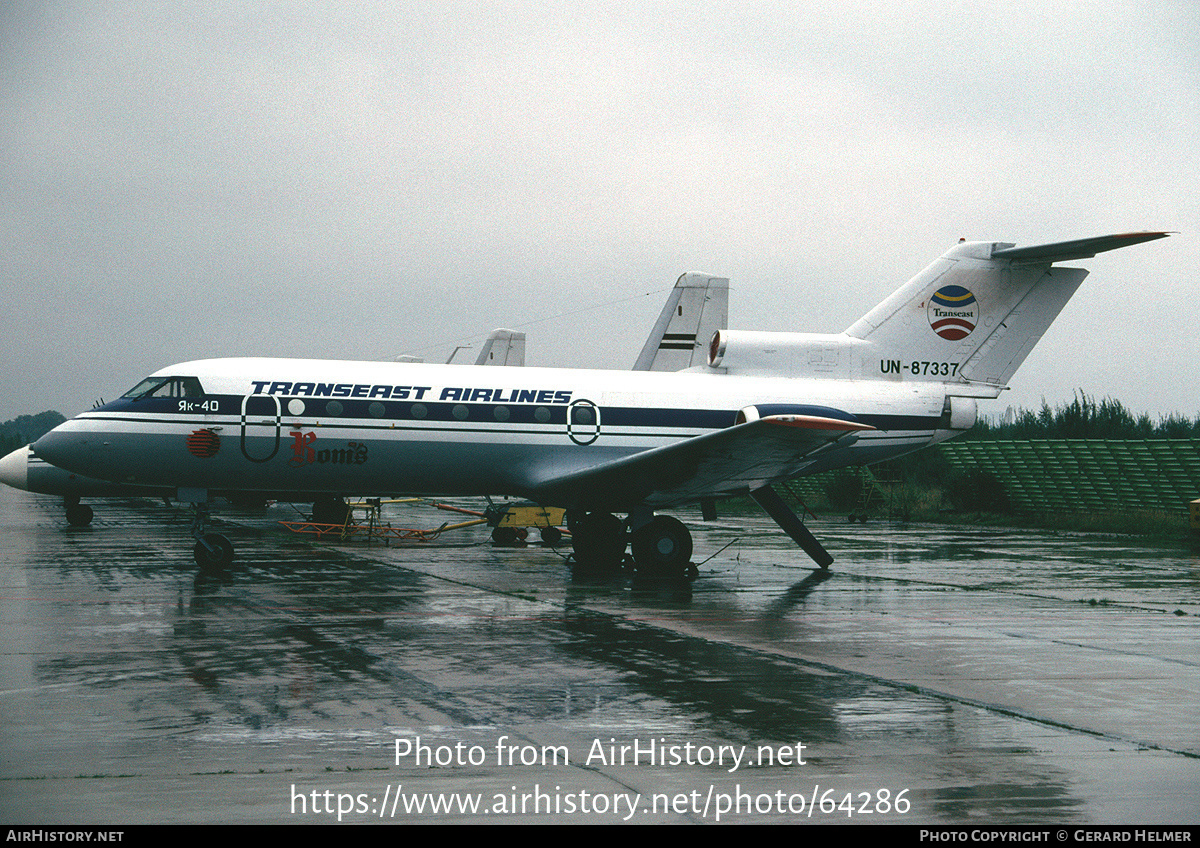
[189,498,234,571]
[64,497,94,527]
[193,531,235,570]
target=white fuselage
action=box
[31,356,962,510]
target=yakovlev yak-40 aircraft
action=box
[30,232,1168,577]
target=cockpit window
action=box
[122,376,205,399]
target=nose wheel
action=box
[64,497,94,526]
[189,499,235,571]
[194,532,235,570]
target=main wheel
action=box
[571,512,626,572]
[630,515,693,579]
[194,532,235,570]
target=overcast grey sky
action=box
[1,1,1196,423]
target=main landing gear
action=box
[570,512,629,573]
[569,485,834,580]
[570,511,698,581]
[630,515,695,579]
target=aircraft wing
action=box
[528,412,873,512]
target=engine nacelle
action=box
[707,329,873,377]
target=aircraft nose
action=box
[0,445,31,491]
[29,427,78,472]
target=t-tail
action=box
[707,232,1170,394]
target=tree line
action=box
[0,411,66,454]
[835,392,1200,515]
[964,392,1200,441]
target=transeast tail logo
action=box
[927,285,978,341]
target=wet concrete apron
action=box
[2,489,1197,824]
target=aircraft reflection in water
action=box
[22,232,1169,577]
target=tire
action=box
[194,533,235,571]
[630,515,693,579]
[571,512,626,572]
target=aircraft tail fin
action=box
[844,232,1170,389]
[475,329,526,367]
[633,273,729,371]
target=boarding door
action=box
[240,394,281,463]
[567,399,601,446]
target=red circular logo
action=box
[187,429,220,459]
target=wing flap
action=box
[529,413,873,511]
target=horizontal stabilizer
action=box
[991,231,1171,266]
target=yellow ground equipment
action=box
[278,498,566,546]
[279,498,486,544]
[435,501,567,544]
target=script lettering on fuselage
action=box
[250,381,573,405]
[289,431,369,468]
